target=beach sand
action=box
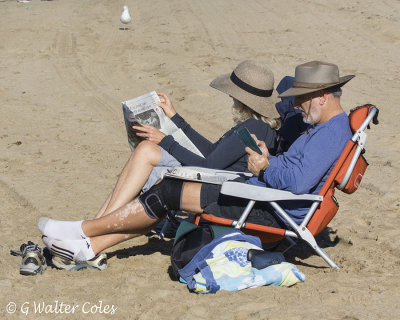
[1,0,399,319]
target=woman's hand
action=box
[245,134,270,176]
[133,124,166,144]
[156,92,177,118]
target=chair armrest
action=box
[220,181,323,202]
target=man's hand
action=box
[134,124,166,144]
[245,134,270,176]
[156,92,177,118]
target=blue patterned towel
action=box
[179,230,305,293]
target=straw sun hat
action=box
[279,61,355,98]
[210,60,279,118]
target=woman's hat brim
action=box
[210,73,279,118]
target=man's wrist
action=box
[258,163,269,182]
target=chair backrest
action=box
[306,105,378,235]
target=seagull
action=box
[120,6,132,29]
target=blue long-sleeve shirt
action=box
[247,112,352,223]
[159,114,277,172]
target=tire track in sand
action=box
[49,30,121,121]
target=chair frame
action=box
[194,107,379,269]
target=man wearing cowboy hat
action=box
[245,61,354,223]
[37,61,355,262]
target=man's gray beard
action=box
[302,114,314,125]
[302,105,320,125]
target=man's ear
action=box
[319,91,329,105]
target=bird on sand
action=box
[120,6,132,29]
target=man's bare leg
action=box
[40,182,203,258]
[88,182,203,254]
[40,200,164,260]
[85,201,160,237]
[87,182,203,254]
[95,141,162,219]
[180,182,203,213]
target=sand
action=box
[1,0,399,319]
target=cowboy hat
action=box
[278,61,355,98]
[210,60,279,118]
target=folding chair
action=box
[193,104,379,269]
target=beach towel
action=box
[178,231,305,294]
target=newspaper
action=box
[122,91,204,157]
[163,166,252,185]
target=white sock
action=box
[42,236,95,262]
[38,217,86,240]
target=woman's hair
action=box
[232,99,281,130]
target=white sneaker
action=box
[52,253,107,271]
[11,241,47,276]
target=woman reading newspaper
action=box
[95,61,283,221]
[41,61,294,270]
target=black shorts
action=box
[200,182,282,228]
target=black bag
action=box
[170,221,233,280]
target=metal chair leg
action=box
[282,237,297,254]
[314,246,340,269]
[295,226,340,269]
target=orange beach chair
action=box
[194,105,379,269]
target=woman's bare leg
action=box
[95,141,162,219]
[89,229,156,255]
[96,192,112,219]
